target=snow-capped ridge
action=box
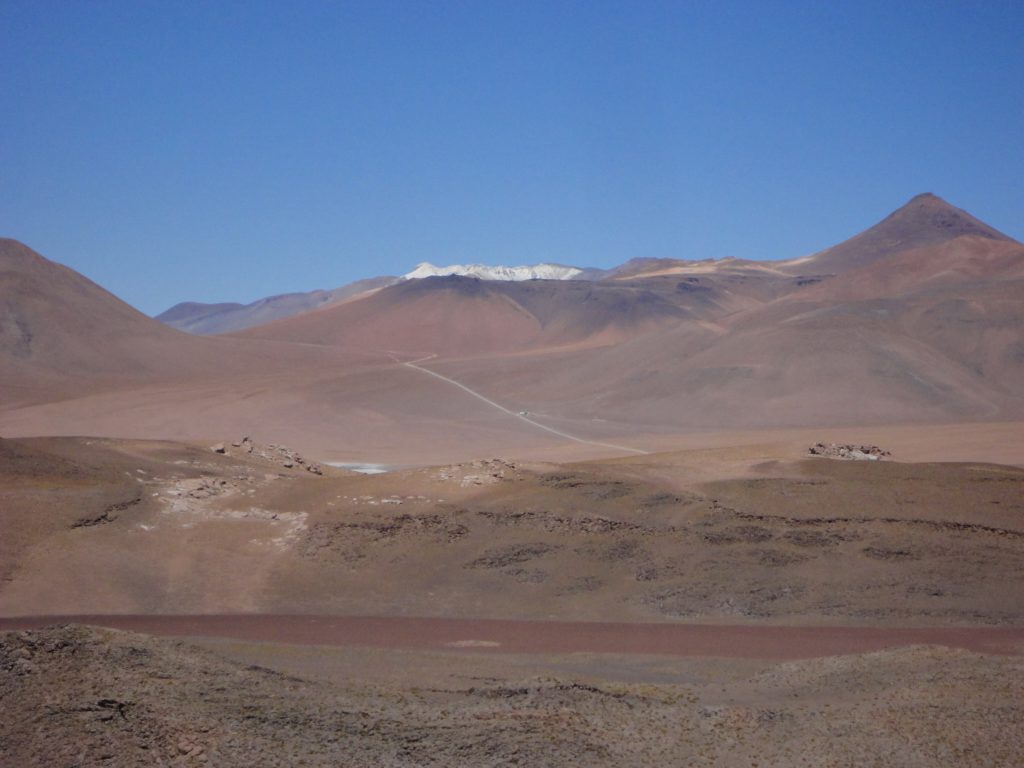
[404,262,583,281]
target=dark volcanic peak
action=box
[885,192,1012,242]
[390,273,492,298]
[793,193,1015,275]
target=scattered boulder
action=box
[210,442,226,454]
[231,436,254,450]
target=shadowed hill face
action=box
[386,274,494,299]
[788,193,1016,276]
[494,279,691,325]
[234,275,544,357]
[236,275,699,357]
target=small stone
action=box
[210,443,226,454]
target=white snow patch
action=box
[403,262,582,281]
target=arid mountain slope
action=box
[600,194,1014,285]
[792,234,1024,301]
[2,194,1021,463]
[434,228,1024,431]
[0,238,183,369]
[0,240,599,462]
[0,239,390,416]
[235,275,702,357]
[0,238,218,404]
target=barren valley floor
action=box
[2,425,1023,765]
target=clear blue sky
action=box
[2,1,1022,315]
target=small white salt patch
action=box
[444,640,501,648]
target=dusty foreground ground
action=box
[2,624,1023,767]
[1,428,1022,765]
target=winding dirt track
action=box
[2,615,1022,659]
[395,353,650,455]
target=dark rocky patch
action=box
[466,543,562,569]
[863,546,920,561]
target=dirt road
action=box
[397,353,649,455]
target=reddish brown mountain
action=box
[426,203,1024,434]
[1,238,187,370]
[235,275,700,357]
[1,194,1021,463]
[0,238,361,410]
[1,238,206,404]
[783,193,1015,276]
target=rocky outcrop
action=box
[435,458,520,487]
[219,436,323,474]
[808,443,891,461]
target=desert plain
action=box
[2,193,1024,765]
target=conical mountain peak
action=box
[798,193,1015,274]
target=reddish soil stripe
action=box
[2,615,1022,659]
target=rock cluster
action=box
[808,443,891,461]
[209,436,323,475]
